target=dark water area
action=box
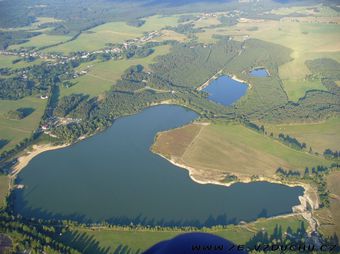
[13,105,303,227]
[202,76,248,106]
[250,68,269,77]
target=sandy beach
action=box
[10,144,68,179]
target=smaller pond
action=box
[249,68,269,77]
[202,75,248,106]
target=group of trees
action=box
[242,119,265,134]
[0,211,80,254]
[127,19,145,27]
[278,134,306,151]
[0,61,76,100]
[5,108,34,120]
[324,149,339,160]
[167,23,203,34]
[124,45,155,59]
[54,94,88,118]
[276,165,333,208]
[0,77,34,100]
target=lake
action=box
[250,68,269,77]
[13,105,303,227]
[202,75,248,106]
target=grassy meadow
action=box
[9,33,72,50]
[0,96,47,153]
[153,122,328,178]
[264,117,340,154]
[60,45,171,97]
[151,29,188,43]
[63,215,305,254]
[315,171,340,238]
[0,55,46,70]
[193,16,221,28]
[326,171,340,237]
[269,4,339,17]
[46,15,179,54]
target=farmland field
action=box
[153,122,328,179]
[46,15,179,54]
[0,96,47,153]
[60,45,171,97]
[327,172,340,237]
[264,117,340,154]
[0,55,46,70]
[9,34,72,50]
[316,172,340,237]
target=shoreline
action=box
[153,150,319,233]
[9,144,69,185]
[6,102,319,233]
[196,70,253,91]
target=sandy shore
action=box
[196,70,252,91]
[197,69,223,91]
[153,150,319,233]
[10,144,68,179]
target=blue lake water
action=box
[250,68,269,77]
[202,76,248,106]
[13,105,303,227]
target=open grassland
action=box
[47,15,179,54]
[0,175,9,209]
[64,215,305,254]
[264,117,340,154]
[269,4,339,17]
[0,96,47,153]
[197,17,340,101]
[0,55,45,70]
[153,122,328,179]
[327,172,340,237]
[60,45,171,97]
[316,172,340,237]
[9,33,72,50]
[193,16,221,28]
[151,29,188,43]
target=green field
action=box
[327,171,340,237]
[270,4,339,16]
[0,55,46,70]
[193,16,221,28]
[60,45,171,97]
[46,15,179,54]
[9,33,72,50]
[152,29,188,43]
[0,175,9,209]
[316,171,340,237]
[264,117,340,154]
[64,215,305,253]
[153,122,328,179]
[0,96,47,153]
